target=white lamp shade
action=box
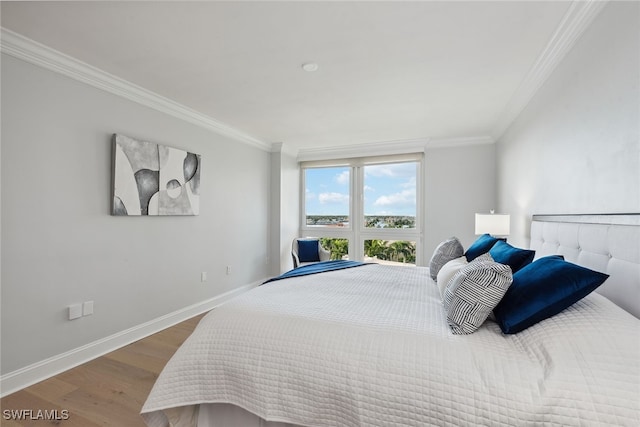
[475,213,510,236]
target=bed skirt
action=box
[197,403,303,427]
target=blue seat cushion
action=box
[297,239,320,263]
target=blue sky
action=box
[305,162,417,216]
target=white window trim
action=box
[300,153,424,266]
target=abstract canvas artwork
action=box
[112,134,201,216]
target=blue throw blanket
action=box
[263,260,371,284]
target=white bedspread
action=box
[142,264,640,426]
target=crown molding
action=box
[426,136,495,149]
[2,0,606,155]
[492,0,608,140]
[271,142,299,158]
[297,135,494,162]
[271,142,284,153]
[0,28,272,152]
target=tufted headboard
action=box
[530,214,640,319]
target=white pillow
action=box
[436,256,468,298]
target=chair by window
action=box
[291,238,331,268]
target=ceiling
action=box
[1,1,575,152]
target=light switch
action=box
[83,301,94,316]
[68,304,82,320]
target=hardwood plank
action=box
[18,377,78,402]
[145,323,199,348]
[60,388,147,427]
[104,340,178,374]
[0,312,207,426]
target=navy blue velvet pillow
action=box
[297,239,320,263]
[493,256,609,334]
[489,240,535,273]
[465,234,504,262]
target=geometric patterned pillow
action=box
[429,237,464,280]
[443,254,513,334]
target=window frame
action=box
[300,153,424,266]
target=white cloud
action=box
[365,165,395,178]
[319,192,349,204]
[364,185,375,192]
[374,189,415,207]
[335,171,350,185]
[400,176,416,188]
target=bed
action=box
[141,214,640,426]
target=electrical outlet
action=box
[226,266,231,275]
[201,271,207,282]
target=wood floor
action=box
[0,313,207,426]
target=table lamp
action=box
[475,210,510,237]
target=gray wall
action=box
[496,1,640,248]
[1,54,271,374]
[269,146,300,275]
[424,143,496,257]
[278,149,300,273]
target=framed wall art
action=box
[112,134,201,216]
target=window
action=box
[320,238,350,260]
[301,154,423,266]
[364,240,417,265]
[363,163,417,229]
[304,167,350,227]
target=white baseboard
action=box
[0,279,263,397]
